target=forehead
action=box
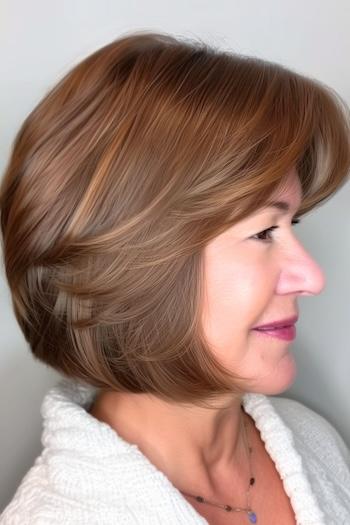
[260,168,302,213]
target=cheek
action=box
[201,240,277,351]
[201,262,266,351]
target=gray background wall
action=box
[1,0,349,513]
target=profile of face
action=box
[201,167,326,395]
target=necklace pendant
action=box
[247,510,257,523]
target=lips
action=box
[253,315,298,330]
[253,325,296,341]
[256,325,292,331]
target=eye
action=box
[252,218,301,243]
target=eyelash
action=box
[253,219,301,243]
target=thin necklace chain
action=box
[179,405,258,523]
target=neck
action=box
[90,389,251,498]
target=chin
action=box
[249,353,298,395]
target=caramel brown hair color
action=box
[1,30,350,408]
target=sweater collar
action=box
[41,377,325,524]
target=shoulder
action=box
[1,379,102,524]
[0,450,108,525]
[0,455,53,524]
[0,378,153,524]
[269,395,350,473]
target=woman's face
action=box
[201,167,325,395]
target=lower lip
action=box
[252,325,296,341]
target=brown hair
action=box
[1,30,349,408]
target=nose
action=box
[277,238,326,296]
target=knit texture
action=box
[1,377,349,524]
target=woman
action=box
[0,30,349,525]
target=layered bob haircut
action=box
[1,30,350,407]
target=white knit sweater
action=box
[1,377,350,525]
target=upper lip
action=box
[253,315,299,329]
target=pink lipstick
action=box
[252,325,296,341]
[252,315,298,341]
